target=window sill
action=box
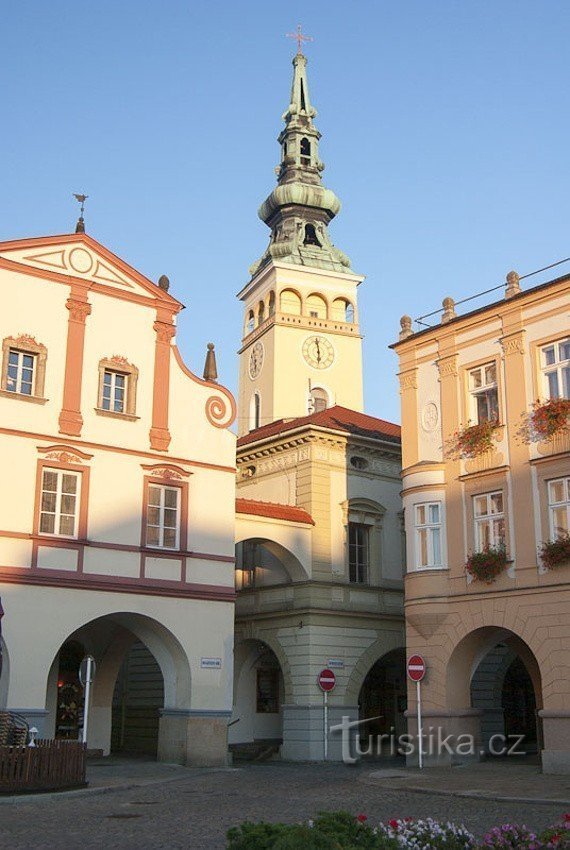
[0,389,48,405]
[94,407,139,422]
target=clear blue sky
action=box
[2,1,569,424]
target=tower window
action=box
[257,302,265,326]
[309,387,328,414]
[300,137,311,165]
[300,80,307,112]
[250,392,261,431]
[303,224,321,247]
[246,311,255,334]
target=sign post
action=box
[407,654,426,770]
[79,654,96,745]
[317,668,336,761]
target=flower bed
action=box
[539,533,570,570]
[465,546,508,583]
[448,419,501,460]
[226,812,570,849]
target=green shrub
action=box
[227,812,399,849]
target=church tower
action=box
[237,48,364,435]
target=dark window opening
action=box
[300,80,307,111]
[303,224,321,247]
[257,669,280,713]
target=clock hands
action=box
[315,338,321,363]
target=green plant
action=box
[449,419,500,459]
[465,545,508,583]
[539,534,570,570]
[528,398,570,441]
[227,813,399,850]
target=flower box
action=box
[527,397,570,442]
[449,419,501,460]
[465,546,508,583]
[539,533,570,570]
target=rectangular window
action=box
[348,522,369,583]
[101,369,127,413]
[146,484,180,549]
[6,349,35,396]
[469,363,499,423]
[541,339,570,399]
[39,469,80,538]
[473,491,506,551]
[414,502,442,568]
[548,477,570,539]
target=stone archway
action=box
[235,537,310,587]
[357,648,407,745]
[229,639,285,756]
[44,612,192,758]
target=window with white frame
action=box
[348,522,369,583]
[469,363,499,423]
[146,484,180,549]
[473,491,505,551]
[101,369,127,413]
[414,502,442,568]
[39,469,80,537]
[541,339,570,399]
[7,349,35,395]
[548,478,569,539]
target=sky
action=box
[1,1,569,424]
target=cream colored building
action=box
[229,51,406,761]
[0,229,237,765]
[393,271,570,773]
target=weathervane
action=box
[286,24,313,55]
[73,193,88,234]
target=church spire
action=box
[249,48,352,277]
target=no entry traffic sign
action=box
[407,654,426,683]
[317,668,336,692]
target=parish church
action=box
[0,47,405,764]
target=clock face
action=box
[249,342,264,379]
[302,335,335,369]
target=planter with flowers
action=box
[466,546,509,584]
[528,397,570,441]
[539,533,570,571]
[448,419,501,461]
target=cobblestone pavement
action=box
[0,762,566,850]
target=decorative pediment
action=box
[0,234,182,309]
[141,463,192,480]
[37,444,93,464]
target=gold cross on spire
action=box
[286,24,313,55]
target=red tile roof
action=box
[237,405,401,448]
[236,498,315,525]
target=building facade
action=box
[0,231,237,765]
[393,272,570,773]
[229,51,406,761]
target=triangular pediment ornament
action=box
[17,245,132,288]
[0,234,183,309]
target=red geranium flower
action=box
[357,814,368,823]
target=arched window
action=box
[309,387,328,414]
[249,392,261,431]
[300,137,311,165]
[306,293,327,319]
[331,298,355,323]
[280,289,302,315]
[246,310,255,334]
[303,224,321,247]
[268,291,276,316]
[257,301,265,326]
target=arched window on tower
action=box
[246,310,255,334]
[280,289,302,315]
[268,291,276,316]
[300,137,311,165]
[309,387,328,414]
[303,224,321,247]
[250,392,261,431]
[257,301,265,326]
[332,298,355,323]
[306,293,327,319]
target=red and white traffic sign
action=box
[317,668,336,692]
[407,654,426,682]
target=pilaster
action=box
[150,310,175,452]
[58,284,91,436]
